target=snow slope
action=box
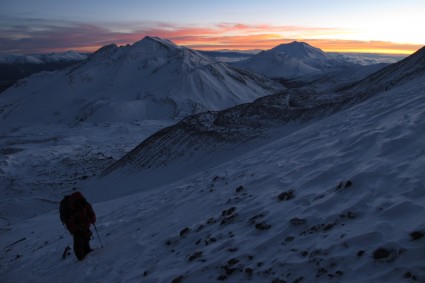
[2,46,425,282]
[2,61,425,283]
[0,37,281,127]
[233,41,354,79]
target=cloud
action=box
[0,19,421,54]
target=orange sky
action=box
[2,1,425,55]
[1,20,423,55]
[177,36,421,55]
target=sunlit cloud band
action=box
[0,19,421,55]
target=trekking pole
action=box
[93,224,104,248]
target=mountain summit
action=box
[234,41,350,78]
[269,41,330,60]
[0,37,281,126]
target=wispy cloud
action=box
[0,19,421,54]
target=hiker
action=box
[60,191,96,261]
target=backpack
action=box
[59,192,96,231]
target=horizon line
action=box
[2,39,419,56]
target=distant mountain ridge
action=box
[0,36,281,126]
[0,51,88,65]
[0,51,88,93]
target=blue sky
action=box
[1,0,424,54]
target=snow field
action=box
[2,76,425,282]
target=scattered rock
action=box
[235,186,245,193]
[284,236,295,242]
[301,221,339,235]
[323,223,334,231]
[217,274,227,281]
[373,248,398,262]
[357,250,365,257]
[221,208,238,225]
[249,214,264,225]
[317,267,328,275]
[337,180,353,191]
[221,214,238,225]
[223,266,237,275]
[277,190,295,201]
[290,218,306,226]
[227,247,238,252]
[218,258,242,279]
[195,224,205,232]
[207,217,216,225]
[171,275,184,283]
[262,268,273,276]
[222,207,236,216]
[188,251,202,262]
[410,231,424,241]
[180,227,190,237]
[373,248,390,259]
[255,222,271,231]
[339,211,356,219]
[272,279,286,283]
[404,272,417,281]
[244,267,253,276]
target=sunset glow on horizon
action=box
[1,0,424,55]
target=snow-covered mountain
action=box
[0,51,88,65]
[233,41,355,79]
[0,51,88,93]
[2,46,425,283]
[0,37,281,126]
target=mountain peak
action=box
[133,36,180,52]
[270,41,329,60]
